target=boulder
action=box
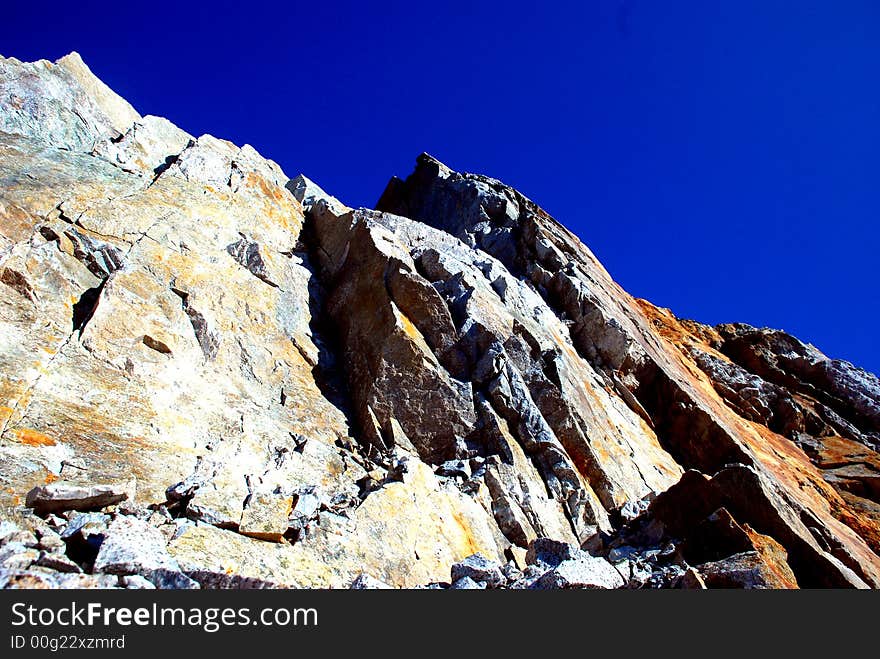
[532,556,625,590]
[450,553,506,588]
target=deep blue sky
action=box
[5,2,879,373]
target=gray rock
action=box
[144,568,200,590]
[289,490,321,530]
[501,561,523,583]
[226,237,278,288]
[608,545,640,563]
[0,52,140,152]
[25,482,130,515]
[450,576,486,589]
[532,556,625,589]
[60,512,110,540]
[526,537,580,568]
[436,460,471,478]
[93,516,179,575]
[621,560,655,589]
[451,553,506,588]
[619,493,656,523]
[508,565,549,589]
[287,174,349,216]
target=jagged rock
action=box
[24,481,131,514]
[501,561,523,582]
[508,565,549,589]
[288,489,321,531]
[697,549,798,589]
[716,324,880,442]
[143,568,201,590]
[450,553,506,588]
[532,556,625,589]
[526,538,581,568]
[450,576,486,589]
[239,492,294,542]
[93,516,179,575]
[619,493,656,523]
[60,512,110,541]
[287,175,348,217]
[2,52,880,590]
[678,567,708,589]
[437,460,471,478]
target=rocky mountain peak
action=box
[1,52,878,589]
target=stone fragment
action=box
[697,550,798,589]
[678,567,707,589]
[239,492,294,542]
[34,552,82,573]
[450,553,506,588]
[526,538,580,568]
[450,576,486,589]
[25,482,131,515]
[93,516,179,575]
[533,556,625,590]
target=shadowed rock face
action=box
[0,53,878,589]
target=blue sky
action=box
[5,1,879,373]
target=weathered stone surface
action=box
[93,516,178,575]
[283,459,505,588]
[167,523,298,588]
[525,538,581,568]
[697,549,798,589]
[25,481,131,514]
[450,553,505,588]
[377,154,880,588]
[239,492,294,542]
[450,576,486,589]
[532,555,625,589]
[2,52,879,590]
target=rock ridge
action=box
[0,52,878,588]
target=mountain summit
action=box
[1,53,878,589]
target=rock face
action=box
[0,52,878,589]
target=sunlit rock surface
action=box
[1,53,878,589]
